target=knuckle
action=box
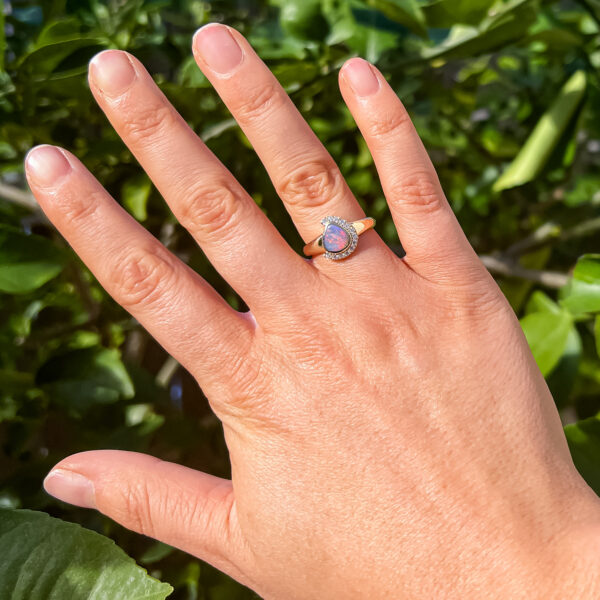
[179,180,244,241]
[112,245,177,309]
[467,280,509,319]
[121,479,156,538]
[440,271,508,323]
[278,160,346,209]
[388,170,443,215]
[233,80,286,126]
[118,474,195,540]
[217,351,263,406]
[209,348,278,427]
[368,108,411,139]
[53,187,101,222]
[120,101,174,145]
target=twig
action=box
[504,222,561,257]
[505,217,600,257]
[0,181,39,210]
[21,318,97,346]
[68,262,101,321]
[560,216,600,244]
[155,356,180,388]
[479,255,570,288]
[123,329,149,364]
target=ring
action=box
[303,216,376,261]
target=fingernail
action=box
[44,469,96,509]
[25,145,72,186]
[193,24,243,75]
[342,58,380,97]
[89,50,136,96]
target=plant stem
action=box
[479,254,569,288]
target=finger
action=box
[192,25,384,258]
[25,145,250,381]
[43,451,252,586]
[87,49,312,317]
[339,58,485,283]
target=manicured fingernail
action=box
[193,24,243,74]
[89,50,136,96]
[25,145,71,186]
[44,469,96,509]
[343,58,380,97]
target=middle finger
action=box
[192,25,377,251]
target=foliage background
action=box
[2,0,600,597]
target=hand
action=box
[27,24,600,599]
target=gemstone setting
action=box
[323,224,350,253]
[319,216,359,260]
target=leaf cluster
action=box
[2,0,600,596]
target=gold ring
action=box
[303,216,376,261]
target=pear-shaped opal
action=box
[323,224,350,253]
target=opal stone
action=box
[323,224,350,253]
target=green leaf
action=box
[364,0,427,37]
[499,247,551,312]
[0,509,172,599]
[525,289,562,315]
[421,0,538,60]
[279,0,329,40]
[122,173,152,221]
[493,70,587,191]
[18,37,106,78]
[36,347,135,415]
[324,0,400,62]
[0,226,66,294]
[595,316,600,358]
[423,0,492,27]
[176,55,211,88]
[272,61,319,91]
[36,17,83,46]
[140,542,176,565]
[546,325,581,408]
[561,254,600,314]
[565,417,600,496]
[520,310,573,376]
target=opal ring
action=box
[303,216,376,261]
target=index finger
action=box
[25,145,251,381]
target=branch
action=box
[0,181,38,210]
[68,262,101,322]
[504,222,560,257]
[560,216,600,244]
[479,255,569,288]
[123,329,149,364]
[505,217,600,258]
[155,356,179,389]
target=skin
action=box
[25,23,600,599]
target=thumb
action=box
[44,450,249,584]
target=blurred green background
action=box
[2,0,600,597]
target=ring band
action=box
[303,216,376,261]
